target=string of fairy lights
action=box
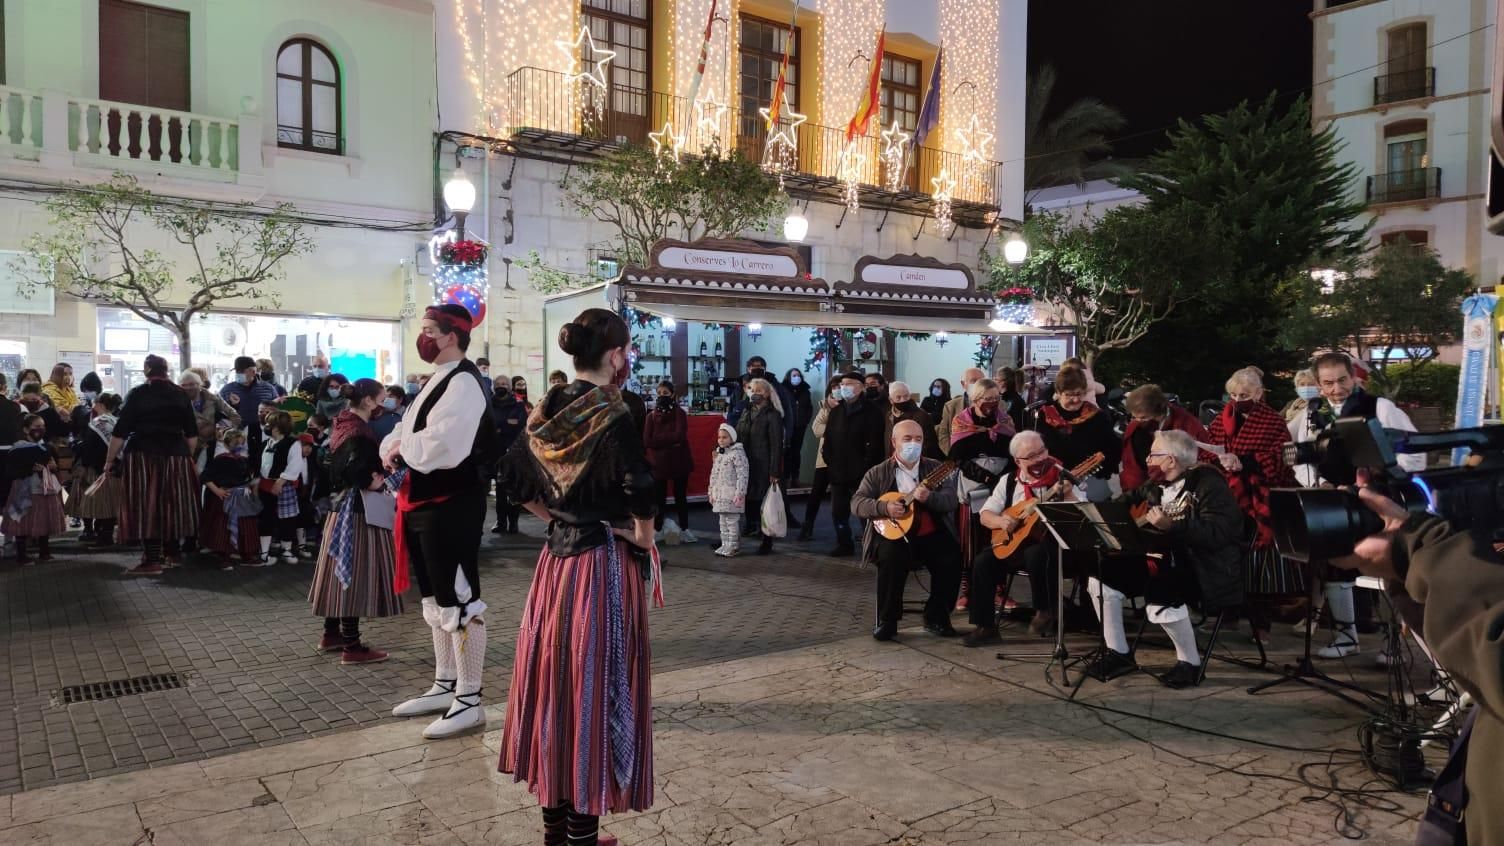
[452,0,1005,234]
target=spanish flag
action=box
[765,2,800,130]
[845,27,886,143]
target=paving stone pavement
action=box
[0,629,1430,844]
[1,509,1439,842]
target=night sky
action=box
[1028,1,1314,161]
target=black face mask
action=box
[656,396,674,411]
[748,369,766,380]
[864,386,883,401]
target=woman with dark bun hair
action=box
[105,354,200,577]
[499,307,659,845]
[308,378,402,665]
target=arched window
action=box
[276,38,341,154]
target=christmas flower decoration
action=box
[997,286,1035,305]
[438,239,488,268]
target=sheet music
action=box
[1079,502,1122,551]
[1195,441,1228,456]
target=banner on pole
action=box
[1452,293,1498,465]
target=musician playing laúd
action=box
[962,431,1078,648]
[1093,429,1245,688]
[851,420,961,642]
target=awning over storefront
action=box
[609,237,1029,335]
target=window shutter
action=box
[99,0,189,111]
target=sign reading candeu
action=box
[859,262,970,290]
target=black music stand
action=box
[1029,501,1148,697]
[1245,562,1381,709]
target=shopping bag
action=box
[760,482,787,538]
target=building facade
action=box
[432,0,1029,390]
[0,0,435,394]
[1313,0,1502,367]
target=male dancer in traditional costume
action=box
[385,304,496,738]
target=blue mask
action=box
[310,368,326,379]
[238,373,252,386]
[839,385,856,401]
[1296,386,1320,401]
[327,387,342,398]
[789,374,802,386]
[930,386,942,398]
[898,442,922,464]
[405,382,419,394]
[382,397,398,410]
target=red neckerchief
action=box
[1020,460,1062,498]
[1041,402,1098,435]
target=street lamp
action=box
[443,166,477,239]
[783,208,808,242]
[935,331,949,348]
[748,322,763,341]
[1003,231,1029,265]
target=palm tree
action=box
[1024,65,1132,202]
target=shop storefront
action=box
[543,238,1067,497]
[92,307,403,396]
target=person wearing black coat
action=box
[820,371,886,556]
[643,382,695,541]
[920,378,951,422]
[0,384,25,519]
[1091,429,1246,689]
[489,381,530,534]
[778,368,813,525]
[736,378,784,555]
[1030,366,1120,501]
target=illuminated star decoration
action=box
[693,93,728,155]
[758,90,806,178]
[953,115,995,201]
[838,144,866,212]
[880,120,911,192]
[931,168,956,237]
[648,121,685,167]
[555,25,616,134]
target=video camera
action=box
[1269,417,1504,561]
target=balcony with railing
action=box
[0,86,261,191]
[501,66,1000,215]
[1366,166,1441,205]
[1373,67,1435,106]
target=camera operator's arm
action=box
[1333,486,1504,716]
[1397,519,1504,716]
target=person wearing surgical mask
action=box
[1282,368,1320,425]
[920,378,951,422]
[778,367,813,524]
[369,386,407,441]
[819,371,886,557]
[315,373,351,420]
[297,353,331,396]
[850,419,961,642]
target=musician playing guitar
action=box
[851,420,962,642]
[1087,428,1246,688]
[962,431,1081,647]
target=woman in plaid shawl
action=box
[1204,367,1302,643]
[307,379,401,665]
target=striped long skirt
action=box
[118,453,199,542]
[2,480,65,537]
[308,511,403,619]
[500,540,654,816]
[66,467,124,520]
[1244,542,1306,596]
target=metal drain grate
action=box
[57,673,184,705]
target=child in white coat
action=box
[708,423,749,557]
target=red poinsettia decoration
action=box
[997,286,1035,305]
[438,239,488,268]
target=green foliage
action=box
[18,173,313,368]
[1024,65,1133,196]
[515,250,599,295]
[1369,362,1460,420]
[559,143,784,267]
[1104,94,1371,400]
[985,203,1230,367]
[1282,239,1471,378]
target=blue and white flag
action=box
[1452,293,1498,466]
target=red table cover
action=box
[685,413,725,498]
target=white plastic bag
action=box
[760,482,787,538]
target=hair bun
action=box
[558,321,593,357]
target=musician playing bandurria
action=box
[1093,430,1245,688]
[851,420,961,642]
[962,431,1079,648]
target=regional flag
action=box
[684,0,719,109]
[765,2,800,130]
[912,47,943,149]
[845,27,886,143]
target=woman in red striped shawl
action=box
[1204,366,1302,643]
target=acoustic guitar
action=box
[872,461,959,541]
[989,452,1105,560]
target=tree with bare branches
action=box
[19,173,314,368]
